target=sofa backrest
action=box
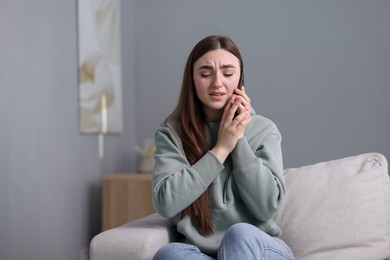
[273,153,390,260]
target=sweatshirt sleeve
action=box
[152,127,224,218]
[230,122,285,221]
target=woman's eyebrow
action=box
[221,64,236,69]
[197,64,236,70]
[198,65,214,70]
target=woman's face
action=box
[193,49,241,121]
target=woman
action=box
[152,35,294,260]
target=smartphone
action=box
[234,72,245,117]
[238,72,245,89]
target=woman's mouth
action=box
[209,92,225,97]
[209,92,225,100]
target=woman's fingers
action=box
[222,93,251,129]
[234,106,251,125]
[235,86,250,101]
[234,87,251,110]
[224,96,241,123]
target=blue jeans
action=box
[153,223,294,260]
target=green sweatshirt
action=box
[152,110,286,256]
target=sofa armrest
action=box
[90,213,179,260]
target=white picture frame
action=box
[77,0,123,134]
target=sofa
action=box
[90,153,390,260]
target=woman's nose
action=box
[213,73,223,88]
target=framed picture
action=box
[77,0,123,134]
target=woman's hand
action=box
[234,86,251,116]
[211,87,252,163]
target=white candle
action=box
[99,94,108,159]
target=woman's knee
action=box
[153,243,186,260]
[224,223,268,241]
[153,242,214,260]
[220,223,294,259]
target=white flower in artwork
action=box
[79,52,116,132]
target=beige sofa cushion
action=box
[274,153,390,260]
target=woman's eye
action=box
[200,74,211,78]
[224,73,233,77]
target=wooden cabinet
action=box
[102,173,155,231]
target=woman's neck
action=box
[203,107,223,122]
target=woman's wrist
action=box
[210,146,230,164]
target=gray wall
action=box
[0,0,389,260]
[131,0,390,168]
[0,0,137,259]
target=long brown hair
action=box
[169,35,243,235]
